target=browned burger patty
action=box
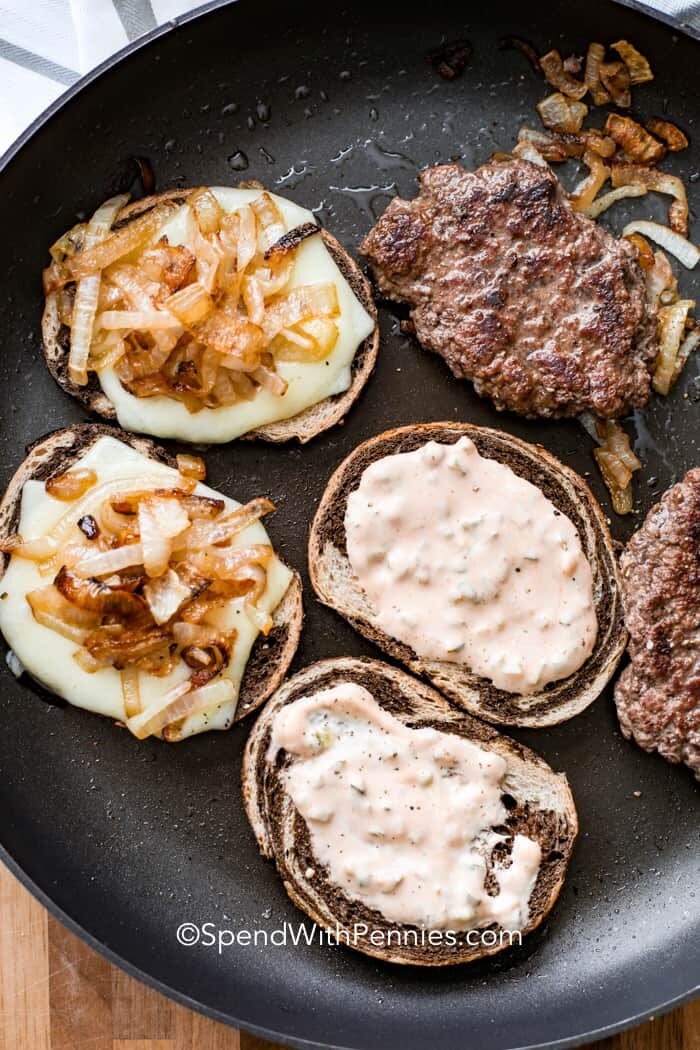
[615,468,700,778]
[360,159,658,419]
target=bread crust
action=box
[0,422,303,723]
[41,190,378,444]
[243,656,578,966]
[308,422,627,727]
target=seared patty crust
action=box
[361,159,658,419]
[615,468,700,777]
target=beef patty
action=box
[615,469,700,778]
[361,159,658,419]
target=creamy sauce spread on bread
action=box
[344,437,597,695]
[269,682,541,931]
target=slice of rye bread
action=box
[243,656,578,966]
[308,422,627,728]
[0,422,303,722]
[42,190,379,444]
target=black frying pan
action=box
[0,2,698,1047]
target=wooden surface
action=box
[0,862,697,1050]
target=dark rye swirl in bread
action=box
[308,422,626,728]
[243,657,578,966]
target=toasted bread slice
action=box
[0,423,303,722]
[308,422,626,727]
[243,656,578,966]
[42,190,379,444]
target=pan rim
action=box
[0,1,697,1046]
[2,840,697,1050]
[0,0,239,177]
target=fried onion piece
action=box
[176,454,206,482]
[50,223,87,264]
[139,240,196,291]
[611,39,654,85]
[127,675,235,741]
[65,195,129,385]
[185,543,273,582]
[138,495,189,578]
[517,126,615,162]
[623,220,700,270]
[536,92,588,133]
[262,283,339,341]
[645,248,679,308]
[26,586,97,644]
[612,163,688,235]
[47,468,98,503]
[0,535,59,561]
[569,151,610,211]
[264,222,320,259]
[624,232,655,271]
[143,566,210,625]
[592,421,641,516]
[599,61,631,108]
[604,114,664,165]
[189,187,224,235]
[511,140,550,167]
[581,129,618,158]
[673,324,700,383]
[645,117,688,152]
[594,449,634,515]
[54,566,147,618]
[539,49,587,100]
[44,201,179,292]
[654,299,696,394]
[270,318,340,362]
[584,184,647,219]
[83,622,172,667]
[164,282,214,325]
[175,496,274,550]
[584,42,610,105]
[120,666,142,718]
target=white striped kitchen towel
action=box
[1,0,699,158]
[0,0,206,155]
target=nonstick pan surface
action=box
[0,2,698,1048]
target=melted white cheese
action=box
[0,436,292,738]
[98,188,375,442]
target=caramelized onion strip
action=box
[536,92,588,133]
[611,164,689,235]
[584,42,609,105]
[604,114,664,165]
[584,185,647,218]
[611,39,654,85]
[126,676,235,740]
[654,299,696,394]
[45,201,177,292]
[569,151,610,211]
[65,195,129,385]
[175,497,274,550]
[622,221,700,270]
[539,50,587,100]
[120,666,142,718]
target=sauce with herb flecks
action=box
[344,438,597,694]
